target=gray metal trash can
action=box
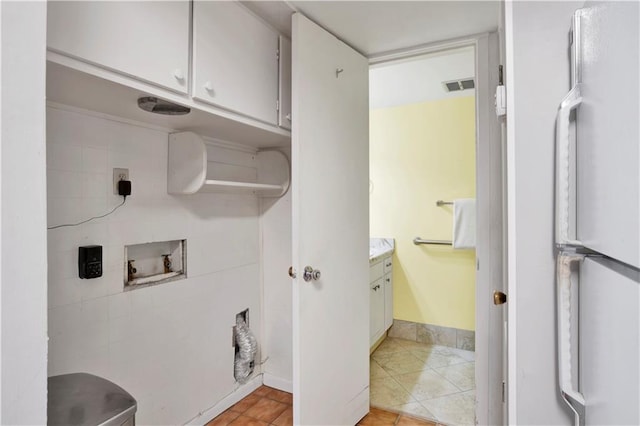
[48,373,137,426]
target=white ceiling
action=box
[243,1,499,57]
[370,47,475,109]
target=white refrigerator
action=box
[555,2,640,426]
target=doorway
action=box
[367,34,504,425]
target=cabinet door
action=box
[47,1,190,94]
[384,273,393,330]
[193,1,279,125]
[278,36,292,130]
[370,279,384,346]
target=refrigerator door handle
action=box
[557,253,586,426]
[556,10,584,247]
[555,86,582,247]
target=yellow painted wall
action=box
[370,96,476,331]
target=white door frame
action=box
[369,32,505,426]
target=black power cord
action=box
[47,196,127,230]
[47,179,131,230]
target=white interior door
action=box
[291,13,370,425]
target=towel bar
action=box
[413,237,452,246]
[436,200,453,206]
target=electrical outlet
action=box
[113,168,129,194]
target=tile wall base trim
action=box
[185,374,262,425]
[263,372,293,393]
[369,332,387,355]
[388,319,476,351]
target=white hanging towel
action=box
[453,198,476,249]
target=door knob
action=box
[493,291,507,305]
[204,81,214,92]
[288,266,296,279]
[303,266,321,282]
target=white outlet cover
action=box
[113,168,129,195]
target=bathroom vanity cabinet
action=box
[370,254,393,347]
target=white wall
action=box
[505,1,583,424]
[260,148,293,390]
[46,105,263,424]
[369,47,475,108]
[1,2,48,423]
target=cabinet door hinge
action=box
[276,49,280,60]
[276,99,280,111]
[502,381,506,403]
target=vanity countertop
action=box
[369,238,394,263]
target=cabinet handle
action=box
[386,263,392,267]
[173,69,185,81]
[204,81,214,92]
[286,113,292,122]
[386,278,390,283]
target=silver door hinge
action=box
[502,381,506,403]
[276,99,280,111]
[277,49,280,60]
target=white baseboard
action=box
[186,375,263,425]
[262,373,293,393]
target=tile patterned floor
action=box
[206,386,292,426]
[207,386,440,426]
[370,338,476,426]
[358,407,439,426]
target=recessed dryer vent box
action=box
[124,239,186,290]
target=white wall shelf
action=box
[168,131,290,197]
[200,180,285,196]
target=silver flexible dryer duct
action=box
[234,318,257,384]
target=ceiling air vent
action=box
[443,78,475,92]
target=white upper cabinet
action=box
[47,1,190,94]
[193,1,279,125]
[278,36,292,130]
